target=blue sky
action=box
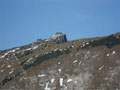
[0,0,120,50]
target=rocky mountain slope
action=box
[0,32,120,90]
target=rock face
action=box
[36,39,43,42]
[51,32,67,43]
[0,32,120,90]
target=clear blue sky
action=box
[0,0,120,50]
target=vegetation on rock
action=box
[22,48,71,70]
[77,35,120,51]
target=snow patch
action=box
[87,51,90,54]
[9,71,14,74]
[1,64,5,67]
[11,68,14,71]
[107,53,110,56]
[53,48,58,52]
[59,49,63,52]
[38,74,46,77]
[45,82,50,90]
[39,84,44,86]
[60,78,63,86]
[58,69,62,73]
[85,54,88,58]
[67,79,73,83]
[73,60,78,63]
[74,81,78,84]
[1,70,4,72]
[58,62,61,65]
[7,58,9,60]
[32,46,38,50]
[72,46,74,48]
[86,42,89,45]
[82,44,85,47]
[0,53,8,58]
[53,87,56,89]
[15,48,20,50]
[64,85,68,89]
[26,48,31,51]
[27,58,33,62]
[35,55,38,58]
[7,65,11,68]
[45,39,49,41]
[79,61,82,65]
[11,49,15,52]
[112,51,115,55]
[51,79,55,83]
[104,77,108,80]
[99,65,104,71]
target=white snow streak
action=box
[9,71,14,74]
[60,78,63,86]
[67,79,73,83]
[38,74,46,77]
[73,60,78,63]
[27,58,33,62]
[45,82,50,90]
[99,65,104,71]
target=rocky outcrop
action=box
[35,32,67,44]
[51,32,67,43]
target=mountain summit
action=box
[36,32,67,44]
[51,32,67,43]
[0,32,120,90]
